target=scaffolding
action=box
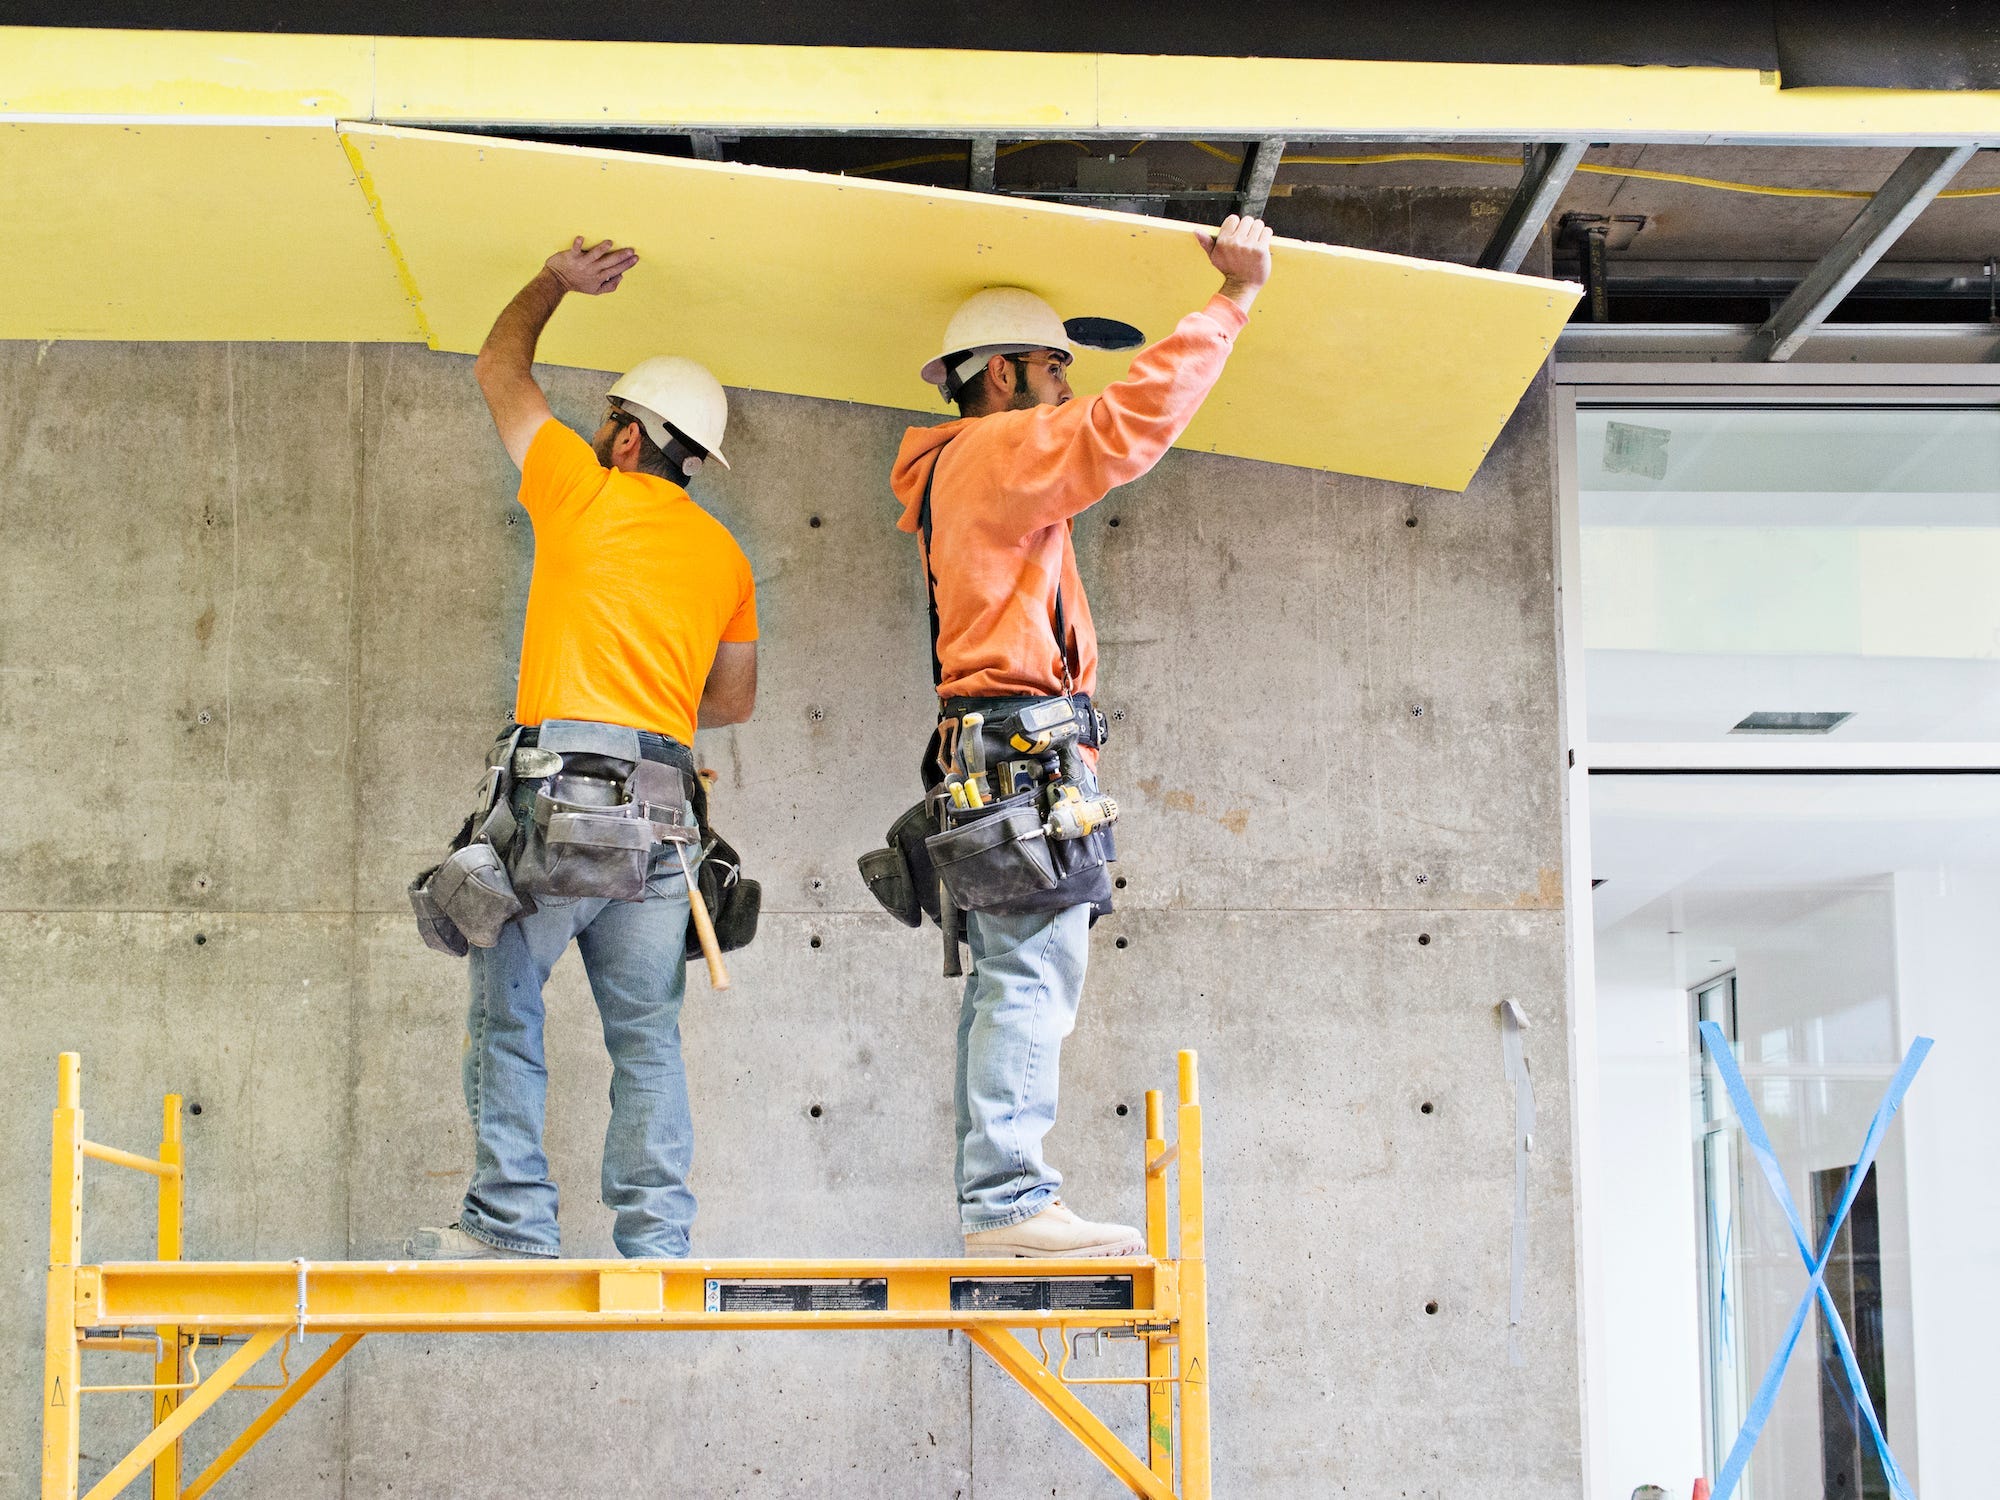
[42,1049,1213,1499]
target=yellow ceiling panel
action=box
[0,28,371,118]
[346,125,1576,489]
[0,123,420,342]
[372,38,1095,130]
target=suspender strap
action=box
[918,444,1078,696]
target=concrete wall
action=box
[1,191,1581,1497]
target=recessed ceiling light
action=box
[1730,711,1853,735]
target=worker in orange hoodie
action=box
[890,214,1272,1257]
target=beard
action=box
[593,429,618,466]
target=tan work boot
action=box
[403,1224,542,1260]
[963,1200,1145,1259]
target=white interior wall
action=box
[1891,867,2000,1500]
[1592,915,1705,1498]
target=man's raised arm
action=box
[474,236,639,468]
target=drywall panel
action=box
[7,28,1997,143]
[1095,57,2000,143]
[373,37,1096,129]
[0,27,371,118]
[343,124,1576,490]
[0,123,418,341]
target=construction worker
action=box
[892,214,1272,1256]
[410,237,758,1261]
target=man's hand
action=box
[544,237,638,296]
[1195,214,1274,314]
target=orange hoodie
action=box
[892,293,1249,702]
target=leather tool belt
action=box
[858,695,1117,974]
[410,719,697,955]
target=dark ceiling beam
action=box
[968,135,998,191]
[1478,142,1587,273]
[1236,138,1286,218]
[1743,143,1981,362]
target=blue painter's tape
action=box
[1698,1019,1932,1500]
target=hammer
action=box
[679,768,730,990]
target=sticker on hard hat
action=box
[1064,317,1145,351]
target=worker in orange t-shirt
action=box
[411,237,758,1263]
[890,215,1272,1257]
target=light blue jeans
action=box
[954,902,1093,1233]
[459,834,698,1259]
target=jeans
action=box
[459,821,698,1259]
[954,902,1093,1233]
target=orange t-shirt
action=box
[513,419,757,745]
[890,294,1247,701]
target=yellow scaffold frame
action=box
[42,1050,1212,1500]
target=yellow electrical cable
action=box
[845,139,1097,177]
[851,138,2000,199]
[1193,139,2000,198]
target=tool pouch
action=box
[408,869,470,956]
[925,791,1060,913]
[857,800,941,929]
[419,841,522,949]
[514,787,663,901]
[687,828,762,956]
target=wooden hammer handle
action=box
[687,879,730,990]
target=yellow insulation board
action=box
[0,28,371,118]
[0,123,420,342]
[343,125,1578,489]
[4,28,1999,140]
[369,37,1096,130]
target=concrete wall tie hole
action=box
[1417,932,1431,946]
[1107,516,1121,528]
[1114,876,1128,890]
[189,1103,203,1117]
[808,515,822,528]
[808,1104,823,1119]
[809,934,822,950]
[194,933,207,946]
[1420,1101,1434,1115]
[1424,1300,1439,1316]
[1114,936,1129,950]
[1115,1103,1129,1117]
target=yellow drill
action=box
[1043,782,1119,841]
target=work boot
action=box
[403,1224,541,1260]
[963,1200,1145,1259]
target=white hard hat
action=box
[920,287,1074,398]
[607,356,730,470]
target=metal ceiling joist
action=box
[969,134,997,191]
[1743,143,1983,362]
[1236,138,1285,218]
[1478,141,1587,274]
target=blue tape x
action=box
[1697,1019,1932,1500]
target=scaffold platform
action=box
[42,1050,1213,1499]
